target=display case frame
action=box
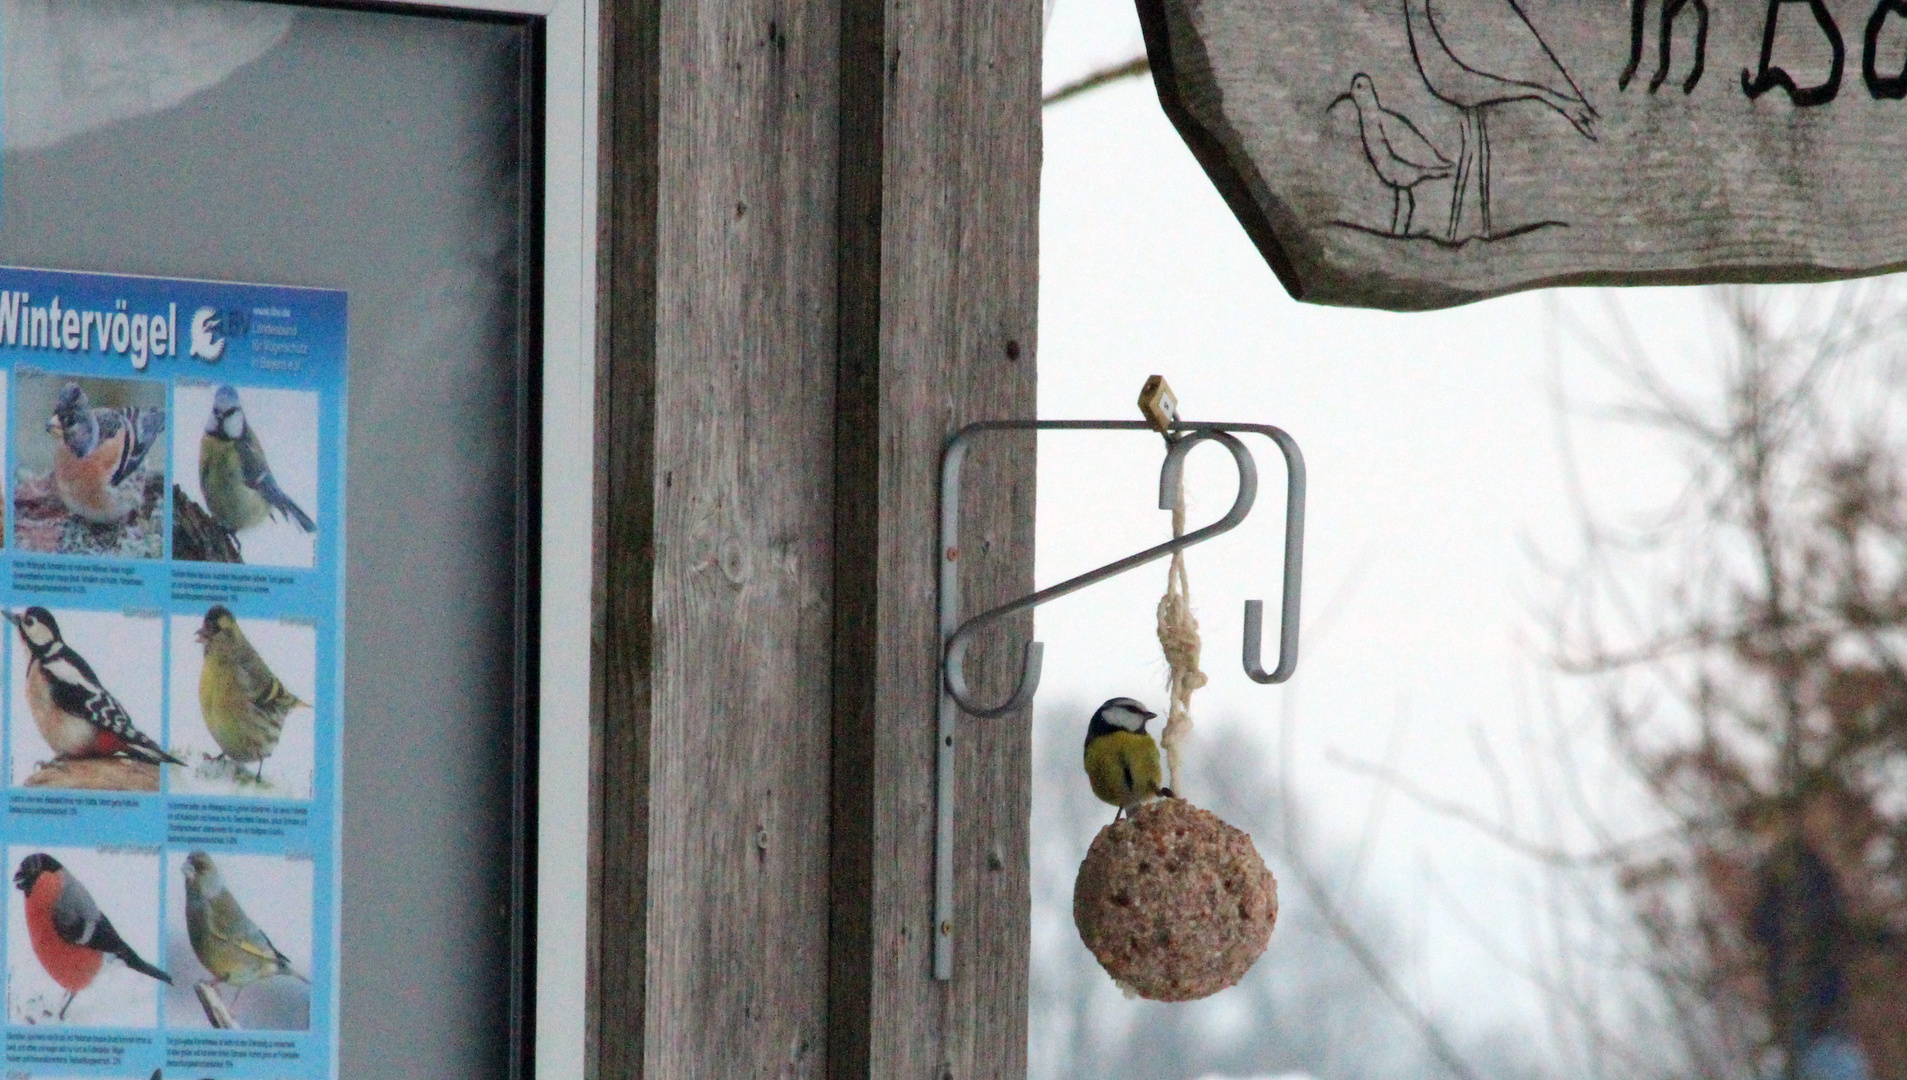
[349,1,594,1077]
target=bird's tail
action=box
[118,948,172,984]
[125,737,187,768]
[276,498,316,534]
[259,475,316,534]
[263,677,310,714]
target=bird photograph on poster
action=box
[6,846,166,1027]
[6,608,172,792]
[10,373,167,559]
[171,383,318,569]
[165,850,312,1031]
[167,609,315,800]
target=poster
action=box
[0,267,345,1079]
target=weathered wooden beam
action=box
[836,1,1041,1078]
[626,0,842,1076]
[593,0,1038,1076]
[592,0,660,1077]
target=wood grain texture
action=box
[592,1,660,1077]
[836,0,1042,1077]
[1141,0,1907,309]
[642,0,841,1077]
[596,0,839,1076]
[828,0,883,1075]
[593,0,1038,1074]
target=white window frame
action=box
[363,1,596,1077]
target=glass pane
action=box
[0,5,534,1077]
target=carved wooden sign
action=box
[1137,0,1907,309]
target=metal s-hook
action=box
[939,426,1257,717]
[1159,428,1250,510]
[1240,425,1305,684]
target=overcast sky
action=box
[1032,1,1723,1069]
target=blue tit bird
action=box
[200,385,315,535]
[46,382,165,523]
[195,606,308,783]
[181,851,307,1008]
[1083,697,1168,819]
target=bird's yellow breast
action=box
[201,436,270,532]
[200,645,283,762]
[1084,729,1162,809]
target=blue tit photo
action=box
[1083,697,1167,819]
[200,385,316,536]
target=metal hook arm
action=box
[1237,425,1305,683]
[944,637,1044,719]
[940,427,1257,716]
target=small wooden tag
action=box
[1138,375,1178,434]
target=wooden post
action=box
[834,0,1041,1077]
[590,0,1040,1077]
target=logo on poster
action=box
[189,306,253,365]
[190,307,226,362]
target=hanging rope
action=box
[1156,459,1206,797]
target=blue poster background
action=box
[0,266,343,1079]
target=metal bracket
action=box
[933,419,1306,979]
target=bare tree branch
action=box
[1044,55,1150,107]
[1529,282,1907,1080]
[1326,747,1705,869]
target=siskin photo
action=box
[168,607,316,799]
